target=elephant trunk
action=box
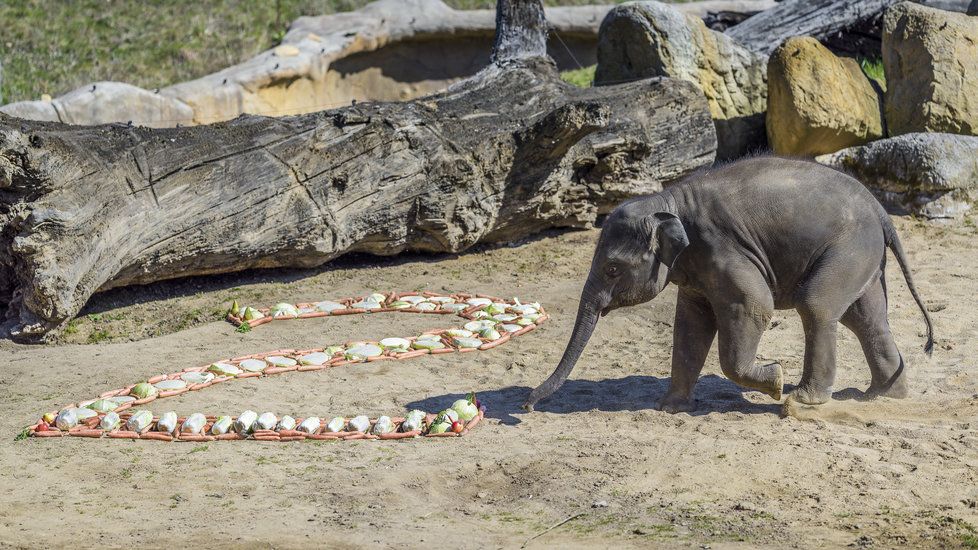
[522,282,603,411]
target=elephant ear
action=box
[648,212,689,268]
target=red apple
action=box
[451,420,464,434]
[35,422,49,432]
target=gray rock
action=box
[594,1,767,159]
[970,0,978,14]
[816,133,978,218]
[883,2,978,136]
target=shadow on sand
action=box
[406,374,786,426]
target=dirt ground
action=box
[1,215,976,549]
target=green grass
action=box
[0,0,628,105]
[859,57,886,89]
[561,64,596,88]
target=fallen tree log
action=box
[726,0,969,57]
[0,0,716,342]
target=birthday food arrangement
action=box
[26,291,547,443]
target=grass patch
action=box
[560,65,596,88]
[87,328,113,344]
[859,57,885,89]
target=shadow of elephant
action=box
[406,374,785,426]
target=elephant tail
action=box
[882,217,934,356]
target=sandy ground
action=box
[1,216,977,549]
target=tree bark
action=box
[0,0,716,342]
[726,0,973,57]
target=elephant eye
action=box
[605,265,619,277]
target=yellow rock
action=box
[767,36,883,157]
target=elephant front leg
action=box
[660,290,717,413]
[716,303,784,401]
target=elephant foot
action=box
[866,380,910,399]
[658,393,696,414]
[787,384,832,405]
[781,392,830,419]
[736,362,783,401]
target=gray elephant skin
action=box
[524,157,934,413]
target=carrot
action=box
[33,431,65,437]
[297,365,326,372]
[159,388,189,398]
[69,429,104,438]
[214,433,244,441]
[147,375,167,384]
[263,367,295,375]
[425,432,459,438]
[189,382,211,391]
[253,435,281,441]
[331,308,366,316]
[343,433,369,440]
[431,348,455,355]
[461,415,482,435]
[177,434,214,442]
[139,433,173,442]
[131,396,157,406]
[277,430,306,438]
[297,312,328,319]
[379,431,420,440]
[279,436,306,442]
[235,372,262,379]
[107,431,139,439]
[396,350,430,360]
[479,336,510,350]
[307,434,341,440]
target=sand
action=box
[1,216,976,549]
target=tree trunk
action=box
[0,0,716,342]
[727,0,973,57]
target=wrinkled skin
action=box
[523,157,934,413]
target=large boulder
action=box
[883,2,978,136]
[594,1,767,159]
[969,0,978,15]
[817,133,978,218]
[766,37,883,157]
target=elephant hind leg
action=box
[841,275,909,399]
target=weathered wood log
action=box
[726,0,970,57]
[0,1,716,342]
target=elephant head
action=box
[522,200,689,411]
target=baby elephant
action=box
[524,157,933,413]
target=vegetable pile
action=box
[26,291,545,443]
